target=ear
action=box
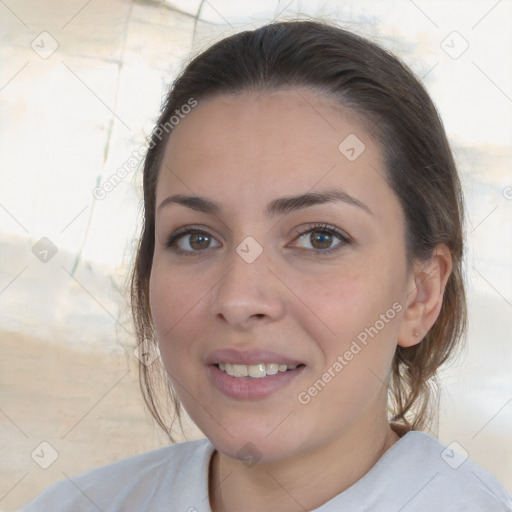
[398,244,452,347]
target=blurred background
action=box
[0,0,511,509]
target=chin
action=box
[214,436,300,465]
[198,415,308,464]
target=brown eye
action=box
[166,230,220,252]
[309,230,333,249]
[188,233,211,250]
[291,224,349,254]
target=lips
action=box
[205,348,306,400]
[218,362,298,378]
[205,348,303,367]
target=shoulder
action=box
[370,431,512,511]
[21,437,214,512]
[321,431,512,511]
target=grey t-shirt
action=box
[21,431,512,511]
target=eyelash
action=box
[165,226,211,256]
[292,223,351,255]
[165,223,351,256]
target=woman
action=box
[22,20,512,511]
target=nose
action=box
[211,246,286,329]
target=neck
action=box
[208,418,400,512]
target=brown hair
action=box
[131,20,466,439]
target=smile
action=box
[208,363,306,400]
[217,362,299,379]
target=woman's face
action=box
[149,89,413,461]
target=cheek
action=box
[293,270,403,423]
[149,262,205,360]
[291,260,403,364]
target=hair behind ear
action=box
[390,254,466,432]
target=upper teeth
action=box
[218,363,297,378]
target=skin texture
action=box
[149,89,452,511]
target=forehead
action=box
[157,89,395,215]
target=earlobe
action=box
[398,244,453,348]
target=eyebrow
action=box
[157,190,372,216]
